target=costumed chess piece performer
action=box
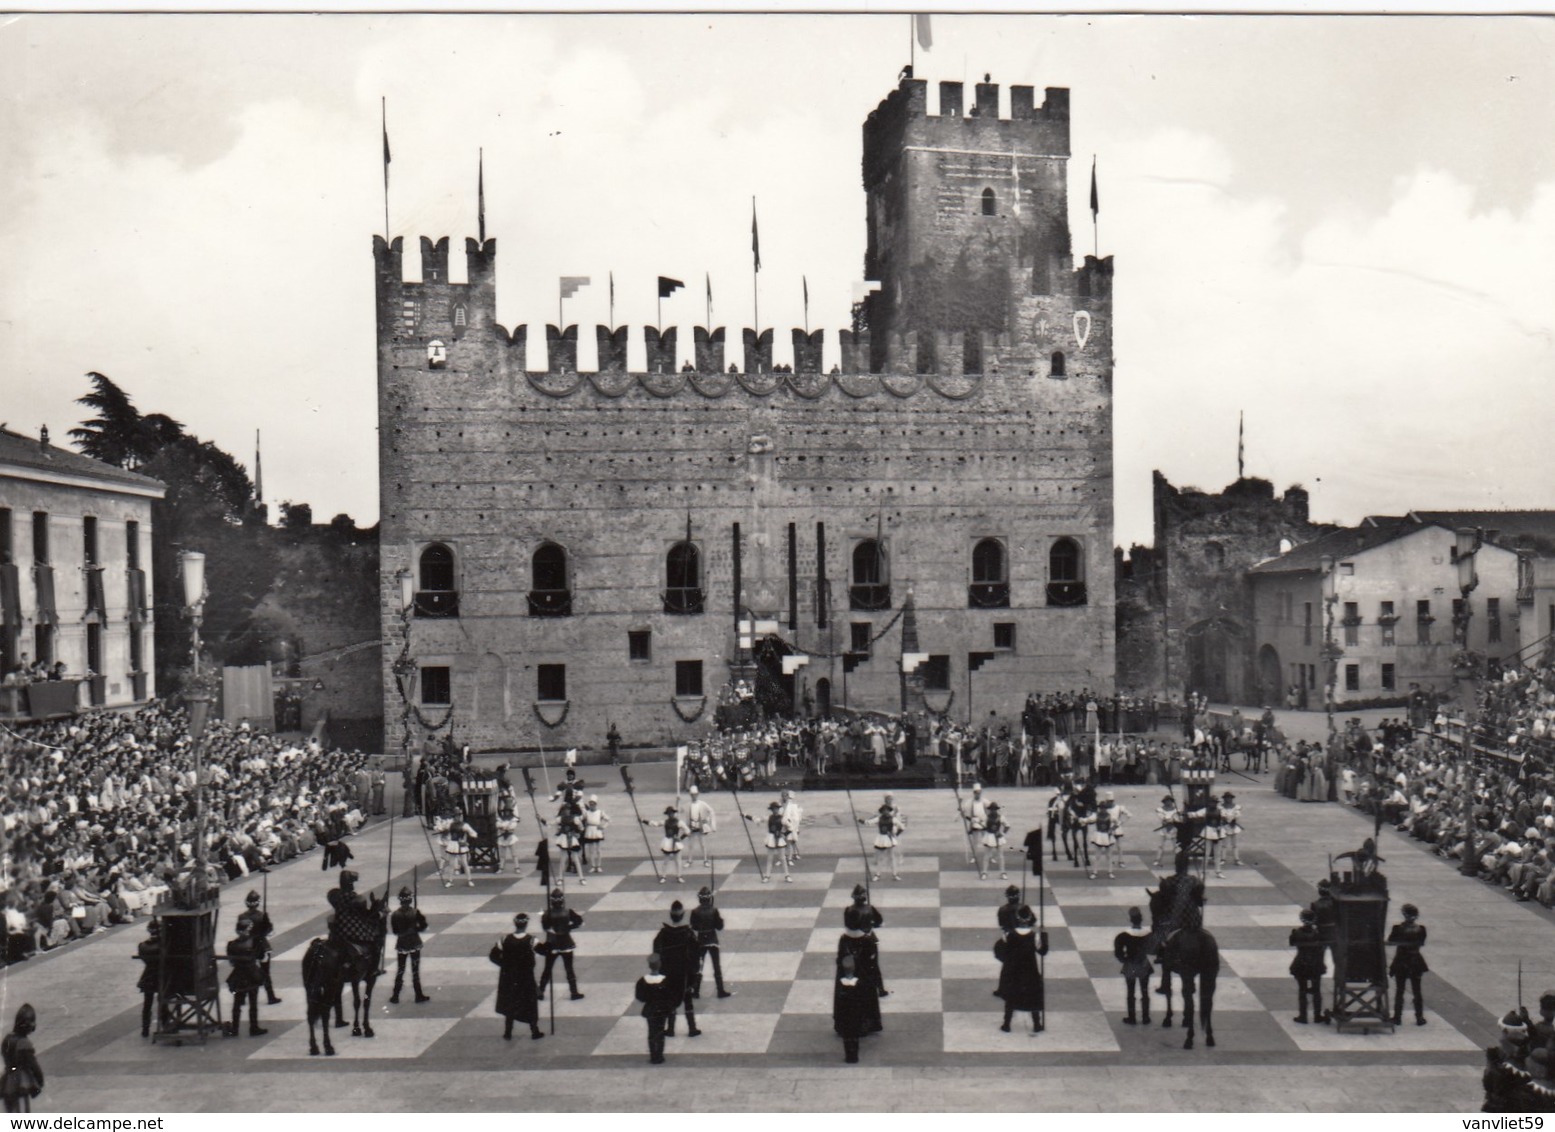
[1288,907,1329,1023]
[0,1005,43,1114]
[224,918,268,1037]
[490,912,544,1041]
[690,886,734,999]
[134,919,162,1038]
[1386,902,1429,1026]
[994,904,1048,1033]
[834,954,868,1063]
[388,886,432,1004]
[635,952,677,1065]
[536,888,585,1001]
[684,785,716,865]
[236,889,282,1005]
[652,900,702,1038]
[643,805,689,884]
[581,795,610,875]
[1113,906,1153,1025]
[860,794,905,881]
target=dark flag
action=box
[535,838,551,890]
[1089,155,1099,218]
[382,100,391,181]
[477,148,485,244]
[658,276,685,298]
[751,198,761,273]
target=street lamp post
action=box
[392,568,417,818]
[1455,526,1481,662]
[1319,554,1339,755]
[178,550,211,890]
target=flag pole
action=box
[381,97,391,240]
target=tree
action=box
[69,372,187,470]
[280,501,313,529]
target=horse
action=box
[325,893,388,1039]
[300,937,341,1056]
[1161,924,1221,1050]
[1148,853,1206,1030]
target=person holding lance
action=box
[389,883,431,1005]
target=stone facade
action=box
[0,427,163,709]
[377,75,1115,752]
[1116,473,1329,704]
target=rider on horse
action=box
[327,869,387,981]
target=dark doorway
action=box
[1257,644,1283,709]
[815,677,832,720]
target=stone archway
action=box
[1257,644,1283,708]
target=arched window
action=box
[664,542,703,614]
[981,187,996,216]
[427,340,448,370]
[1050,351,1066,378]
[1204,541,1226,570]
[1047,537,1087,607]
[850,539,890,611]
[970,537,1010,608]
[528,542,571,617]
[416,543,459,618]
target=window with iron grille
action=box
[420,666,452,705]
[628,630,651,661]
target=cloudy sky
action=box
[3,13,1552,547]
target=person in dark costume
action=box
[537,888,585,1001]
[236,889,281,1006]
[1113,906,1153,1025]
[635,952,676,1064]
[652,901,702,1038]
[388,886,431,1005]
[1289,908,1330,1023]
[134,920,162,1038]
[1517,1047,1555,1114]
[224,918,268,1037]
[489,913,544,1041]
[1387,902,1429,1025]
[0,1005,43,1114]
[690,886,733,999]
[997,884,1023,936]
[1311,879,1339,968]
[833,953,869,1063]
[994,905,1048,1033]
[837,885,885,1035]
[1484,1010,1535,1112]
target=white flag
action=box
[565,748,577,767]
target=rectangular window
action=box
[993,622,1016,650]
[1340,561,1355,576]
[1345,663,1360,692]
[536,664,566,703]
[1307,664,1316,690]
[420,666,452,705]
[1303,602,1313,646]
[1381,622,1395,647]
[1343,601,1359,647]
[675,660,703,698]
[129,624,143,673]
[82,516,98,566]
[125,521,139,570]
[850,622,872,654]
[1417,599,1432,644]
[0,509,11,563]
[922,654,951,692]
[32,512,48,564]
[1282,592,1294,623]
[1488,597,1502,644]
[628,630,651,661]
[1381,663,1396,692]
[34,624,52,667]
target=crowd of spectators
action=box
[2,703,385,966]
[1330,660,1555,908]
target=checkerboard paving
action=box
[212,850,1485,1065]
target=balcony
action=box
[414,590,460,619]
[849,583,892,612]
[968,581,1010,609]
[663,587,705,615]
[1045,581,1087,607]
[527,589,573,618]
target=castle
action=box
[376,73,1115,751]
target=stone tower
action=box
[376,72,1115,753]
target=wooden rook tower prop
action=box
[151,891,223,1045]
[1330,854,1395,1033]
[461,771,501,872]
[1179,765,1217,871]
